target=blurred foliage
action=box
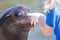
[0,0,44,14]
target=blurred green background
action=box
[0,0,44,14]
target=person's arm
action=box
[38,9,54,36]
[38,15,53,36]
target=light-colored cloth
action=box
[27,26,55,40]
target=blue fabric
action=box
[54,0,60,39]
[46,9,54,27]
[56,36,60,40]
[46,8,60,40]
[54,9,60,37]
